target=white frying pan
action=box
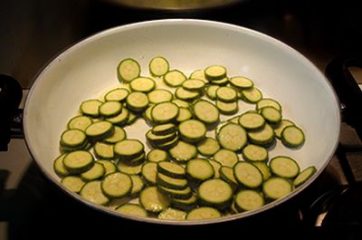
[23,19,340,224]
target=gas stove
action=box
[1,0,362,239]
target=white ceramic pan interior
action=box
[24,19,340,224]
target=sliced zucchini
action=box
[158,208,187,220]
[63,150,94,174]
[140,186,170,213]
[60,129,87,148]
[179,119,207,143]
[293,166,317,187]
[186,207,221,220]
[241,87,263,103]
[103,126,127,144]
[163,70,187,87]
[247,123,275,146]
[260,106,282,124]
[186,158,214,182]
[229,76,254,89]
[235,190,264,212]
[217,123,247,151]
[152,123,177,136]
[176,107,192,122]
[142,162,158,185]
[80,99,103,117]
[234,162,263,188]
[182,79,206,91]
[81,162,105,181]
[208,160,222,178]
[126,91,149,112]
[116,203,148,217]
[193,100,219,125]
[252,162,271,181]
[269,156,300,179]
[198,179,232,208]
[256,98,282,112]
[80,180,109,205]
[146,130,178,145]
[117,58,141,83]
[155,136,180,150]
[97,160,117,175]
[143,104,155,123]
[54,154,69,177]
[114,139,144,160]
[216,86,237,102]
[158,161,186,179]
[189,69,207,82]
[94,142,114,159]
[126,111,138,125]
[281,125,305,148]
[263,177,293,200]
[273,119,295,139]
[148,89,173,104]
[104,88,129,102]
[149,56,169,77]
[85,121,114,140]
[157,173,188,190]
[101,172,132,198]
[242,144,268,162]
[106,108,129,126]
[215,100,238,115]
[159,185,193,200]
[175,87,200,101]
[147,149,168,163]
[206,85,220,100]
[99,101,123,117]
[151,102,179,124]
[67,115,93,131]
[219,166,238,189]
[205,65,227,80]
[130,174,145,196]
[197,137,220,156]
[238,111,265,130]
[213,149,239,167]
[172,194,198,211]
[61,176,86,193]
[117,161,144,175]
[130,77,156,93]
[211,77,229,85]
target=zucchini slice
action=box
[198,179,233,208]
[197,137,220,156]
[80,180,109,205]
[229,76,254,89]
[151,102,179,124]
[130,77,156,93]
[53,154,69,177]
[116,203,148,217]
[60,129,87,148]
[260,106,282,124]
[61,176,86,193]
[85,121,114,140]
[158,208,187,220]
[252,162,271,181]
[142,162,158,185]
[147,149,168,163]
[186,207,221,220]
[157,173,188,190]
[80,99,103,117]
[217,123,247,151]
[273,119,295,139]
[159,186,193,200]
[293,166,317,187]
[130,175,145,196]
[103,126,127,144]
[219,166,238,190]
[158,161,186,179]
[206,85,220,100]
[175,87,200,101]
[182,79,206,91]
[235,190,264,212]
[163,70,187,87]
[269,156,300,178]
[186,158,214,182]
[247,123,275,146]
[213,149,239,167]
[99,101,123,117]
[256,98,282,112]
[140,186,170,213]
[63,150,94,174]
[193,100,219,125]
[281,125,305,148]
[152,123,177,136]
[241,87,263,103]
[172,194,198,211]
[216,86,237,102]
[242,144,268,162]
[189,69,208,82]
[179,119,207,143]
[117,58,141,83]
[215,100,238,115]
[263,177,293,200]
[101,172,132,198]
[238,111,265,130]
[114,139,144,160]
[94,142,114,159]
[104,88,129,102]
[126,91,149,112]
[97,160,117,175]
[106,108,129,126]
[148,89,173,104]
[234,162,263,188]
[80,162,105,181]
[67,115,93,131]
[149,56,169,77]
[176,107,192,122]
[205,65,227,80]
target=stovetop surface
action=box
[1,0,362,239]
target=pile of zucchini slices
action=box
[54,56,316,221]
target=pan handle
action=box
[325,56,362,139]
[0,74,23,151]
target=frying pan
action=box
[22,19,340,224]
